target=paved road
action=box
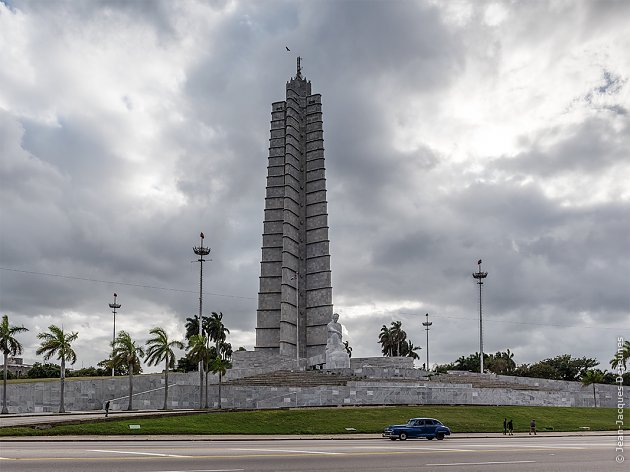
[0,409,197,428]
[0,436,624,471]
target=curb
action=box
[0,431,620,442]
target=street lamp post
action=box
[108,293,121,377]
[193,232,211,409]
[422,313,432,371]
[472,259,488,374]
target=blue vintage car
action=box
[382,417,451,441]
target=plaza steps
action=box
[227,369,559,391]
[226,369,357,387]
[430,373,560,391]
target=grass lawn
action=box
[0,405,624,436]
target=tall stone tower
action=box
[255,58,333,360]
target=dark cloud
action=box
[1,0,628,371]
[492,115,629,177]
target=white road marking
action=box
[145,470,244,472]
[520,445,584,449]
[426,460,537,466]
[463,443,588,449]
[415,448,474,452]
[232,448,343,455]
[352,446,473,452]
[89,449,186,457]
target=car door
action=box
[410,419,426,438]
[424,419,438,437]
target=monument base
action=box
[325,349,350,369]
[325,356,350,369]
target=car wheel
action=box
[399,432,407,441]
[427,436,434,440]
[390,437,397,441]
[436,433,445,440]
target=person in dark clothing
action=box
[104,400,110,417]
[503,417,507,435]
[507,419,513,435]
[529,418,536,435]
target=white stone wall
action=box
[2,368,627,413]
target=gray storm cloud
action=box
[0,0,628,372]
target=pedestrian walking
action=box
[507,419,513,435]
[503,417,507,435]
[104,400,110,418]
[529,418,536,435]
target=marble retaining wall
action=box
[2,369,627,413]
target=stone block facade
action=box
[256,60,333,359]
[2,364,627,413]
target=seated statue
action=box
[327,313,343,348]
[325,313,350,369]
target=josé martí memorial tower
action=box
[255,58,333,361]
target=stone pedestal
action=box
[325,348,350,369]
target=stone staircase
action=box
[430,373,559,391]
[226,369,357,387]
[227,369,561,391]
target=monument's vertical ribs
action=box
[279,77,306,356]
[304,92,331,358]
[255,101,287,352]
[256,58,333,360]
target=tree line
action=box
[0,313,233,414]
[432,349,630,407]
[376,318,630,389]
[375,318,630,405]
[433,350,629,384]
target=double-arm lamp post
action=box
[422,313,432,371]
[472,259,488,374]
[193,232,211,409]
[108,293,121,377]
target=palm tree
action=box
[611,340,630,371]
[207,312,230,408]
[501,349,516,373]
[144,327,184,410]
[36,325,78,413]
[184,315,210,339]
[400,340,421,360]
[210,339,234,408]
[216,341,232,361]
[379,321,408,357]
[207,312,229,346]
[1,315,29,414]
[209,354,232,409]
[187,334,211,408]
[112,331,144,411]
[379,325,393,356]
[389,321,407,356]
[581,369,605,407]
[185,314,210,408]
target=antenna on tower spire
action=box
[296,56,302,79]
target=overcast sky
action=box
[1,0,628,373]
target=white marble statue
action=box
[325,313,350,369]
